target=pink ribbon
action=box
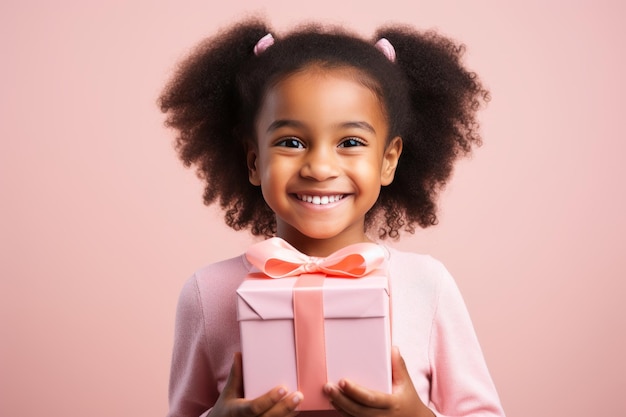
[246,237,385,278]
[245,238,385,409]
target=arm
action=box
[323,254,505,417]
[168,273,304,417]
[168,275,218,417]
[426,265,505,417]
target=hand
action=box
[210,352,303,417]
[323,346,434,417]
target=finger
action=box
[391,346,422,401]
[391,346,410,388]
[221,352,244,399]
[337,379,390,409]
[325,381,388,417]
[258,391,304,417]
[390,347,431,415]
[237,387,297,417]
[324,383,358,416]
[325,382,369,417]
[331,404,354,417]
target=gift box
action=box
[237,270,391,411]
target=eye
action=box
[275,138,305,148]
[338,137,366,148]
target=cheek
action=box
[265,154,297,179]
[259,158,281,183]
[351,156,384,177]
[258,160,289,198]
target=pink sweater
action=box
[168,246,505,417]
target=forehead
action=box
[257,66,388,130]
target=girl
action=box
[159,18,504,417]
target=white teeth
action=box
[297,194,344,205]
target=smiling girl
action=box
[249,66,402,255]
[160,19,504,417]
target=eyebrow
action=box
[266,120,376,134]
[266,119,304,133]
[340,121,376,134]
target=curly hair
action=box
[159,18,489,239]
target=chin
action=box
[300,230,338,241]
[289,225,341,241]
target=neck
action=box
[276,229,373,257]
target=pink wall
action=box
[2,1,624,416]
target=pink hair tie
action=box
[254,33,275,56]
[375,38,396,62]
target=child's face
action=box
[247,67,402,255]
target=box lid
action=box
[237,272,389,321]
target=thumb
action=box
[221,352,244,399]
[391,346,410,389]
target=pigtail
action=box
[159,19,275,236]
[372,26,490,238]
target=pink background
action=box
[1,1,624,416]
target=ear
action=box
[246,144,261,186]
[381,136,403,186]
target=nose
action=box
[299,146,340,181]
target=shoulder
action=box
[177,254,251,312]
[385,246,453,288]
[193,254,251,285]
[383,246,464,312]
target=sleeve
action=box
[167,275,219,417]
[427,266,506,417]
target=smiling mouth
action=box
[295,194,345,205]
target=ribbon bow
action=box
[246,237,385,279]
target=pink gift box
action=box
[236,272,392,411]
